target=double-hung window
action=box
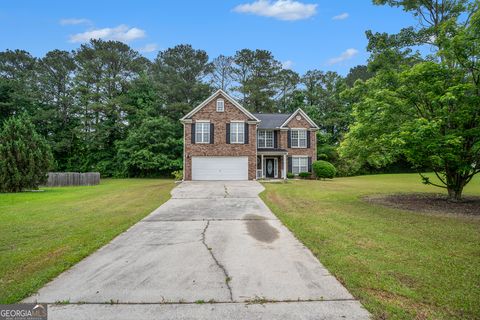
[230,122,245,144]
[257,130,274,148]
[291,129,307,148]
[292,157,308,174]
[195,122,210,143]
[216,99,224,112]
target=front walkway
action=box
[25,181,369,319]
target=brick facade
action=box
[182,92,318,180]
[278,115,317,160]
[260,115,317,178]
[183,93,257,180]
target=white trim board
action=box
[280,108,319,129]
[181,89,260,123]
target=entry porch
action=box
[256,149,288,180]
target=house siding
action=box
[183,93,257,180]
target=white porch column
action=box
[261,154,264,178]
[283,154,287,179]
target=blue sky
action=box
[0,0,418,75]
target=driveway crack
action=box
[223,184,229,198]
[201,221,233,301]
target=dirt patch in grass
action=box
[365,288,435,320]
[364,193,480,216]
[264,191,289,209]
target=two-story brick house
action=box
[180,90,319,180]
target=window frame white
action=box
[292,156,308,174]
[195,121,210,144]
[216,99,224,112]
[291,129,307,148]
[230,121,245,144]
[257,130,274,148]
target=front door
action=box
[266,159,275,178]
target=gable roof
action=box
[253,108,319,129]
[252,113,291,129]
[280,108,319,129]
[180,89,260,122]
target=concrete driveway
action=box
[26,181,369,319]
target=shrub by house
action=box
[313,160,336,179]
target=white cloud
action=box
[69,24,146,43]
[59,18,92,26]
[332,12,349,20]
[282,60,294,69]
[328,48,359,65]
[138,43,158,53]
[233,0,317,21]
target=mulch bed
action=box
[363,193,480,216]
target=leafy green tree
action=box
[0,78,31,123]
[232,49,281,112]
[123,73,165,127]
[74,39,149,175]
[302,70,324,106]
[0,115,53,192]
[340,0,479,200]
[400,64,479,200]
[209,55,234,91]
[369,0,469,52]
[35,49,79,170]
[0,49,37,81]
[0,50,38,120]
[345,65,374,87]
[275,69,300,112]
[116,117,183,177]
[341,60,479,201]
[153,44,212,106]
[302,71,349,144]
[368,47,423,74]
[300,70,351,171]
[316,132,339,161]
[338,54,410,173]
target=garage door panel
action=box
[192,157,248,181]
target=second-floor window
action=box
[216,99,224,112]
[230,122,245,144]
[291,129,307,148]
[195,122,210,143]
[257,130,274,148]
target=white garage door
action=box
[192,156,248,181]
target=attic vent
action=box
[296,115,302,120]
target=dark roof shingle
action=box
[252,113,291,129]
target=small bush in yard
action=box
[312,160,336,179]
[299,172,311,179]
[287,172,295,179]
[172,170,183,181]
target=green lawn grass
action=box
[260,173,480,320]
[0,179,174,304]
